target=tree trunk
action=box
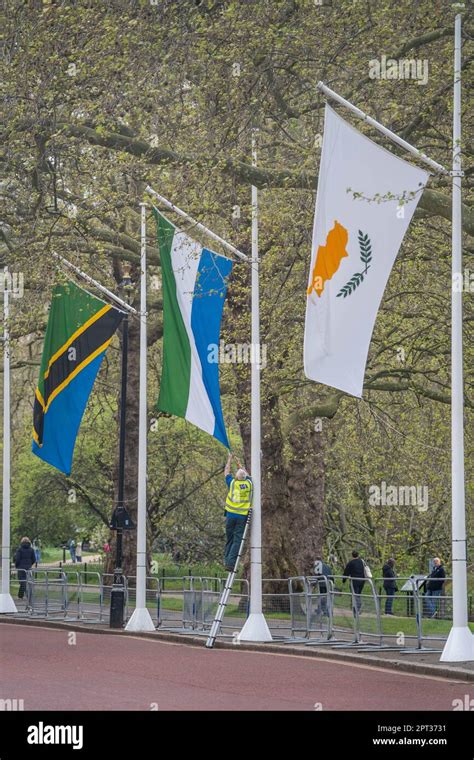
[286,422,325,575]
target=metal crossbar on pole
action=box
[206,511,252,648]
[145,185,248,262]
[53,253,138,316]
[317,82,449,176]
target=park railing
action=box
[10,569,456,653]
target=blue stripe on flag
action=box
[32,352,105,475]
[190,248,233,447]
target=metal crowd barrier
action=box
[8,568,455,654]
[285,574,454,653]
[159,575,243,634]
[288,576,333,643]
[261,579,292,638]
[158,575,249,636]
[156,575,187,629]
[413,575,453,652]
[77,570,105,623]
[26,569,69,617]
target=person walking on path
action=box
[32,537,41,566]
[14,537,36,600]
[420,557,446,618]
[68,539,76,563]
[313,557,334,617]
[75,540,82,564]
[223,453,252,572]
[382,558,398,615]
[342,550,366,614]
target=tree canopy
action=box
[2,0,472,579]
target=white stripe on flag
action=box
[170,231,215,435]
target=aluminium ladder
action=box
[205,510,252,648]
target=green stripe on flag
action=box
[36,282,114,403]
[154,208,191,418]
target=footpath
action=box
[35,554,102,567]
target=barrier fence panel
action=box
[305,576,333,643]
[200,577,223,629]
[63,570,81,620]
[190,576,251,640]
[374,576,421,651]
[154,575,248,635]
[417,576,453,652]
[156,576,186,630]
[344,577,383,649]
[323,575,358,645]
[261,579,293,638]
[216,577,249,638]
[77,571,104,623]
[288,577,307,639]
[182,576,200,629]
[27,569,68,617]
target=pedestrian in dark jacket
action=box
[313,557,334,617]
[14,537,36,599]
[420,558,446,617]
[382,558,398,615]
[342,551,366,613]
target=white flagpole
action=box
[441,8,473,662]
[126,203,155,632]
[0,270,17,613]
[237,132,272,643]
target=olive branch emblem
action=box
[336,230,372,298]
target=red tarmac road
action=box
[0,623,471,711]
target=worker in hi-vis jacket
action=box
[223,453,253,571]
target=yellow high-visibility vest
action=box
[225,477,253,516]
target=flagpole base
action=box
[237,612,273,643]
[440,626,474,662]
[124,607,156,632]
[0,593,18,614]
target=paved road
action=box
[0,623,471,711]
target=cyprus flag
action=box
[304,105,429,397]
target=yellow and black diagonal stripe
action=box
[33,305,124,447]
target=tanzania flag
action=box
[32,281,124,474]
[153,207,232,447]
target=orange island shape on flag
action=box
[307,220,349,297]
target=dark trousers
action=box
[352,581,365,614]
[424,589,442,616]
[317,592,329,617]
[17,569,28,598]
[224,515,247,570]
[385,588,395,614]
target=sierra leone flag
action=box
[153,207,233,447]
[32,281,124,474]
